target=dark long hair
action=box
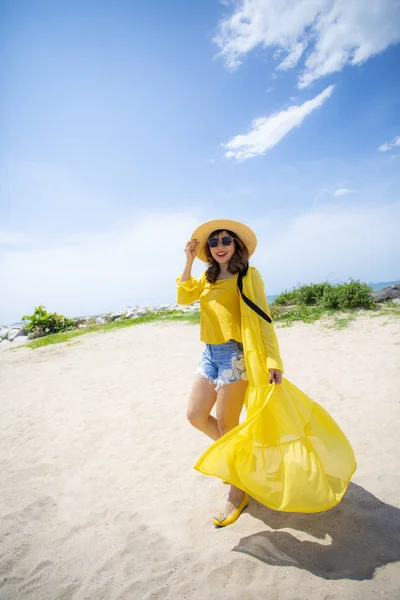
[205,229,249,283]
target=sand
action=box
[1,314,400,600]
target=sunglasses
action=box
[208,236,234,248]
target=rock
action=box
[371,284,400,302]
[109,312,123,321]
[12,335,29,344]
[0,327,11,339]
[0,339,11,348]
[8,328,27,341]
[28,328,46,340]
[0,301,201,342]
[180,305,199,313]
[95,316,107,325]
[76,317,90,326]
[125,311,138,319]
[156,305,172,311]
[393,298,400,305]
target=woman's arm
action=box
[176,239,205,305]
[176,271,206,305]
[251,268,284,374]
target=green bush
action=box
[297,282,334,305]
[273,282,333,306]
[272,289,299,306]
[332,280,375,309]
[274,279,374,311]
[321,280,375,310]
[22,305,77,336]
[320,286,341,309]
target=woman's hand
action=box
[269,369,282,385]
[184,239,199,264]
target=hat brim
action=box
[191,219,257,263]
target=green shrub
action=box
[273,282,333,306]
[274,279,374,311]
[22,305,77,336]
[334,279,375,309]
[297,282,334,305]
[321,280,374,310]
[272,289,299,306]
[321,286,341,309]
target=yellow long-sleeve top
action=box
[176,267,283,372]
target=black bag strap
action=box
[237,265,272,324]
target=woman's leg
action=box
[216,379,248,515]
[216,379,247,436]
[187,375,220,441]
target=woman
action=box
[177,219,356,528]
[177,219,284,526]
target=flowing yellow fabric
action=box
[194,267,356,513]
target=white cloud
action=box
[333,188,355,197]
[276,42,306,71]
[224,85,334,160]
[250,201,400,293]
[2,203,399,325]
[215,0,400,87]
[378,135,400,152]
[0,212,201,325]
[0,231,33,244]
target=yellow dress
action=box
[177,267,357,513]
[177,273,242,344]
[176,269,283,371]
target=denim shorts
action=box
[196,340,248,390]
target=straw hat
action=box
[191,219,257,263]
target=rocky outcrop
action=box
[0,326,29,348]
[371,284,400,302]
[0,302,200,349]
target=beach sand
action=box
[1,315,400,600]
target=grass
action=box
[271,305,328,327]
[270,280,400,329]
[271,305,357,329]
[325,313,357,330]
[271,300,400,329]
[13,298,400,350]
[26,310,200,349]
[368,302,400,319]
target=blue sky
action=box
[1,0,399,323]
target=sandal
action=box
[213,493,249,527]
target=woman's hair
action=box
[205,229,249,283]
